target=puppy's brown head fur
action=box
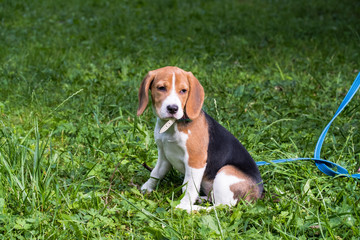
[137,66,204,120]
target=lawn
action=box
[1,0,360,238]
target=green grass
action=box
[1,0,360,238]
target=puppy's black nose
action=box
[167,105,178,114]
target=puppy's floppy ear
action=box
[185,71,204,120]
[137,71,155,116]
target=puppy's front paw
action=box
[176,202,207,213]
[175,202,192,213]
[140,181,154,193]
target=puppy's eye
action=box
[157,86,166,91]
[180,89,187,94]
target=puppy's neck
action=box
[156,118,176,134]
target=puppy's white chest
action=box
[155,122,188,174]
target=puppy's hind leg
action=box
[212,165,261,206]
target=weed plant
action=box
[0,0,360,238]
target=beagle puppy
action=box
[137,66,263,212]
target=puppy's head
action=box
[137,66,204,120]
